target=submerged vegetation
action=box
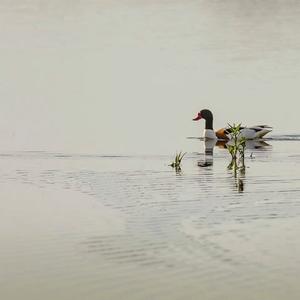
[169,151,186,172]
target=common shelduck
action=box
[193,109,272,140]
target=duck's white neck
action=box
[203,129,217,140]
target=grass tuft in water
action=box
[226,123,246,174]
[227,124,246,192]
[226,124,247,191]
[169,151,186,171]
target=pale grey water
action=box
[1,1,300,299]
[0,140,300,299]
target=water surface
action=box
[1,139,300,299]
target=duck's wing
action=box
[217,125,273,139]
[217,126,249,139]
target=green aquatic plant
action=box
[226,123,247,174]
[225,124,248,192]
[169,151,186,171]
[227,144,237,171]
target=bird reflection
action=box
[198,139,217,167]
[197,139,271,168]
[216,139,271,150]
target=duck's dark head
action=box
[193,109,213,121]
[193,109,213,129]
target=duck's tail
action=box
[252,125,273,138]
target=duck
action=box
[193,109,272,140]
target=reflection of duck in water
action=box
[197,139,271,167]
[198,139,216,167]
[216,139,271,150]
[193,109,272,140]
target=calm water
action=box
[1,1,300,299]
[1,139,300,299]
